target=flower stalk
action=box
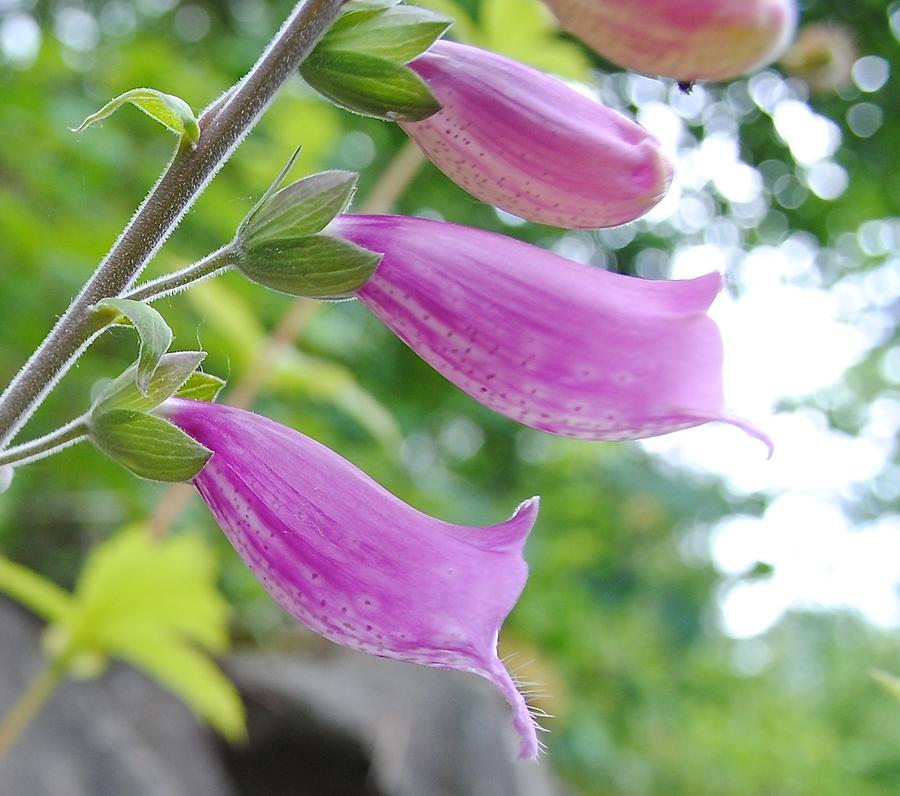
[122,246,237,304]
[0,416,89,469]
[0,0,348,450]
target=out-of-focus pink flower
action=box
[540,0,798,82]
[401,40,671,229]
[331,214,771,450]
[165,398,542,758]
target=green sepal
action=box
[175,372,226,403]
[94,298,174,395]
[92,351,206,415]
[71,88,200,145]
[301,50,441,121]
[236,234,381,299]
[322,5,451,64]
[238,170,358,246]
[89,410,212,482]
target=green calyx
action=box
[234,155,382,299]
[300,3,451,121]
[86,351,223,482]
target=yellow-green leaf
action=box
[71,88,201,144]
[112,628,246,742]
[0,555,73,623]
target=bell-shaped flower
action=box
[540,0,798,82]
[401,40,671,230]
[163,398,542,758]
[330,214,770,449]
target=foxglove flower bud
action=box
[541,0,798,82]
[331,214,770,449]
[401,41,671,229]
[164,399,542,758]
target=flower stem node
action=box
[234,164,382,299]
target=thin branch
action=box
[122,245,237,304]
[0,0,347,449]
[0,417,88,468]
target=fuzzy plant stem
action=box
[121,245,238,303]
[0,0,347,450]
[0,659,66,761]
[0,416,88,469]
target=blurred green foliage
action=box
[1,0,899,792]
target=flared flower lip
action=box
[165,398,545,758]
[330,214,771,454]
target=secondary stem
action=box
[122,245,237,303]
[0,0,346,450]
[0,417,88,468]
[0,660,65,761]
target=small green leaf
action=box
[237,234,381,299]
[301,50,441,121]
[95,298,174,395]
[238,170,358,245]
[176,372,227,402]
[71,88,200,144]
[89,410,211,482]
[0,555,73,623]
[93,351,206,415]
[321,5,451,63]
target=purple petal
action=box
[165,399,542,758]
[332,213,769,448]
[540,0,798,81]
[402,40,671,229]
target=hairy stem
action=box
[122,245,237,303]
[0,0,346,449]
[0,417,88,469]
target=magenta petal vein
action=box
[332,213,770,449]
[165,398,542,758]
[401,40,672,230]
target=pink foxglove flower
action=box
[331,214,770,448]
[164,398,542,758]
[401,40,671,229]
[541,0,798,82]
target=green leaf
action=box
[175,372,226,402]
[72,528,229,652]
[237,233,381,299]
[93,351,206,415]
[871,669,900,701]
[89,410,211,482]
[238,170,358,245]
[301,50,441,121]
[71,88,201,144]
[58,527,245,740]
[321,5,451,63]
[95,298,174,395]
[114,629,246,741]
[271,349,402,448]
[0,555,73,623]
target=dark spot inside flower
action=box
[677,80,695,94]
[311,573,318,580]
[320,599,326,607]
[366,625,373,632]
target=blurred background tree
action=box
[1,0,899,792]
